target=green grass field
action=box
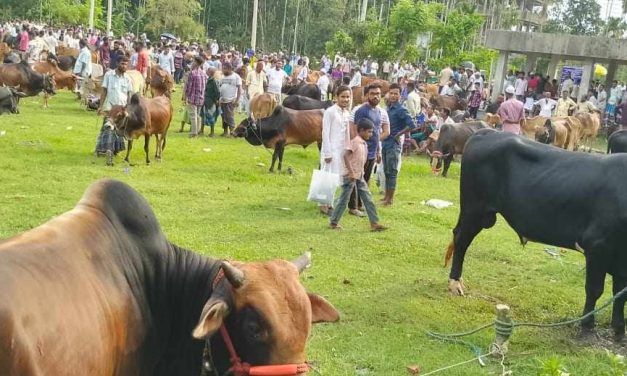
[0,90,624,375]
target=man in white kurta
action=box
[319,100,350,214]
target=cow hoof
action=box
[613,328,625,343]
[578,327,599,343]
[448,279,465,296]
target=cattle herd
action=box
[3,45,627,374]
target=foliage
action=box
[604,17,627,38]
[388,0,442,60]
[546,0,604,36]
[602,349,626,376]
[325,30,354,58]
[431,9,484,57]
[144,0,204,41]
[537,357,570,376]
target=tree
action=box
[605,17,627,38]
[547,0,603,36]
[144,0,204,41]
[325,30,354,58]
[388,0,441,60]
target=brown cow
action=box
[233,106,323,172]
[58,45,99,64]
[535,118,571,149]
[429,121,491,177]
[429,95,467,112]
[575,111,602,151]
[0,178,339,376]
[0,61,56,109]
[149,66,174,98]
[0,42,10,62]
[32,60,77,91]
[351,79,390,107]
[109,93,172,165]
[249,92,278,119]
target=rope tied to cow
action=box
[427,284,627,342]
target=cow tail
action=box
[444,239,455,267]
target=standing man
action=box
[246,61,266,102]
[608,80,622,120]
[73,39,93,95]
[497,86,525,134]
[135,42,151,81]
[382,60,391,81]
[99,37,111,70]
[266,59,288,105]
[296,59,309,83]
[555,90,576,117]
[404,81,421,119]
[202,67,220,137]
[382,83,415,206]
[438,64,453,93]
[173,46,185,84]
[109,41,125,71]
[218,62,242,137]
[182,56,207,138]
[348,68,362,89]
[44,30,57,55]
[534,91,557,118]
[597,84,607,114]
[95,56,133,165]
[316,69,330,100]
[157,45,175,76]
[348,83,390,216]
[18,25,29,56]
[514,72,527,102]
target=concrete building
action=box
[485,30,627,101]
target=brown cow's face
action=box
[193,253,339,368]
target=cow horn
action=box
[221,261,245,288]
[292,250,312,273]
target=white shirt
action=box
[266,68,288,94]
[316,74,330,100]
[219,73,242,103]
[349,71,361,88]
[321,104,350,175]
[296,65,309,82]
[101,70,133,111]
[405,91,421,118]
[210,42,219,56]
[73,46,93,77]
[44,35,58,54]
[534,98,557,117]
[514,78,527,96]
[157,51,175,74]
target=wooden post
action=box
[494,304,512,355]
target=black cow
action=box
[0,60,56,97]
[282,82,321,100]
[607,130,627,154]
[282,95,334,110]
[0,86,26,114]
[445,129,627,340]
[233,106,323,172]
[428,121,490,177]
[0,179,339,375]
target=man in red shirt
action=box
[135,43,151,80]
[527,73,539,95]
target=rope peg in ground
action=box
[493,304,513,356]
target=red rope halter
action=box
[212,267,310,376]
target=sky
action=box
[596,0,624,20]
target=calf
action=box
[607,129,627,154]
[282,95,333,110]
[233,106,323,172]
[110,93,172,165]
[428,121,490,177]
[446,129,627,340]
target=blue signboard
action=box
[560,66,583,85]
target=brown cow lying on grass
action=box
[109,93,172,165]
[233,106,323,172]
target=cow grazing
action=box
[0,60,56,97]
[282,95,334,111]
[250,92,278,119]
[607,130,627,154]
[428,121,490,177]
[0,179,339,376]
[110,93,172,165]
[282,82,321,100]
[149,66,174,98]
[445,129,627,340]
[0,86,26,114]
[233,106,324,172]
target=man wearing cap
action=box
[497,86,524,134]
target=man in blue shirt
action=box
[348,83,390,216]
[382,83,415,206]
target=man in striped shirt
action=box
[183,56,207,138]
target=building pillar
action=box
[546,55,560,79]
[492,50,509,101]
[578,59,594,103]
[606,61,618,88]
[525,53,538,74]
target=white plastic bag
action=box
[421,199,454,209]
[307,169,340,205]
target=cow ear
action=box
[308,293,340,324]
[192,299,229,339]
